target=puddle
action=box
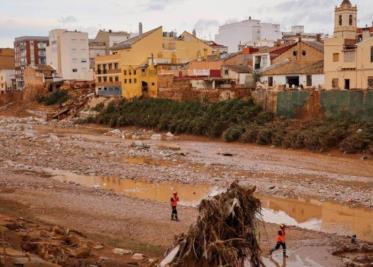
[50,169,215,207]
[49,170,373,242]
[260,195,373,242]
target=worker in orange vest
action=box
[270,224,288,258]
[170,192,179,221]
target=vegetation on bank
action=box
[38,90,69,106]
[86,98,373,155]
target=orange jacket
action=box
[171,196,179,207]
[277,234,285,243]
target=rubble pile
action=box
[0,215,147,267]
[49,88,95,120]
[161,182,262,267]
[333,241,373,267]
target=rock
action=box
[131,141,150,149]
[269,186,276,190]
[166,132,174,137]
[150,134,162,141]
[221,153,234,157]
[112,248,133,255]
[106,129,122,136]
[132,253,144,260]
[357,129,363,134]
[49,134,59,142]
[360,156,369,161]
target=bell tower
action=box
[334,0,357,39]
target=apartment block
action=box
[46,29,93,81]
[14,36,49,90]
[215,18,282,53]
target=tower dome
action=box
[341,0,352,7]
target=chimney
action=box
[139,22,143,36]
[192,29,197,37]
[362,27,370,41]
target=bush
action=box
[38,90,69,105]
[340,134,368,154]
[256,128,273,145]
[92,102,105,112]
[240,125,261,143]
[223,126,245,142]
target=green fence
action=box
[276,91,310,118]
[275,90,373,121]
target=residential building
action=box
[283,25,325,43]
[324,0,373,90]
[0,48,15,92]
[95,26,213,98]
[221,65,252,86]
[215,18,282,53]
[252,44,296,72]
[204,41,228,56]
[14,36,49,90]
[257,40,324,89]
[46,29,93,81]
[89,29,130,69]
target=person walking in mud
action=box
[170,192,179,221]
[270,224,288,258]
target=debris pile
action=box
[161,182,262,267]
[333,242,373,267]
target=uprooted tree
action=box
[161,182,263,267]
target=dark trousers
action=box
[171,207,178,220]
[270,242,286,256]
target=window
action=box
[72,69,78,72]
[349,15,353,26]
[368,77,373,89]
[109,77,113,82]
[306,75,312,86]
[151,82,155,86]
[134,78,137,83]
[344,79,350,90]
[129,79,132,83]
[142,69,145,73]
[339,15,342,26]
[268,77,273,87]
[293,51,297,56]
[225,69,229,75]
[98,77,102,82]
[103,77,107,82]
[81,59,87,63]
[332,78,339,89]
[124,79,127,84]
[124,70,127,75]
[115,76,119,82]
[108,64,112,70]
[371,47,373,63]
[134,70,137,75]
[129,70,132,75]
[302,50,306,56]
[333,53,339,62]
[114,63,118,70]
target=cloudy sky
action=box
[0,0,372,47]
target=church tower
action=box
[334,0,357,39]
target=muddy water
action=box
[50,170,373,242]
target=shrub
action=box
[240,125,261,143]
[256,128,273,145]
[38,90,69,105]
[92,102,105,112]
[339,134,368,154]
[223,126,245,142]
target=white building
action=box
[0,70,15,92]
[215,18,282,53]
[46,29,93,81]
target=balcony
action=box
[107,69,121,74]
[96,81,121,87]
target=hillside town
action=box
[0,0,373,267]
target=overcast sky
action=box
[0,0,372,47]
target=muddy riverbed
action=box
[0,115,373,266]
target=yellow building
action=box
[324,0,373,90]
[95,26,212,98]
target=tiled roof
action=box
[111,27,162,50]
[224,65,251,73]
[261,60,324,76]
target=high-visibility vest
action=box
[171,196,179,207]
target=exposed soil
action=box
[0,112,372,266]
